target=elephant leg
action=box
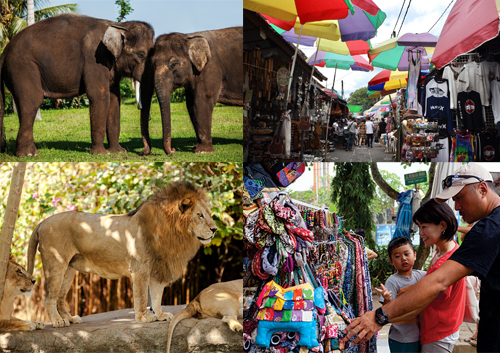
[56,267,82,324]
[12,84,44,157]
[84,69,111,155]
[106,82,126,153]
[186,84,218,154]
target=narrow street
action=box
[327,141,394,162]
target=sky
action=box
[297,0,459,99]
[48,0,242,35]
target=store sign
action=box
[376,224,419,246]
[404,171,427,186]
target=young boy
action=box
[375,236,426,353]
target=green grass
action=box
[1,102,242,162]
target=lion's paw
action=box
[52,318,70,328]
[69,315,82,324]
[136,312,157,323]
[156,312,173,322]
[26,321,37,331]
[35,321,45,330]
[229,321,243,332]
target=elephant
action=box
[0,14,154,156]
[139,27,243,155]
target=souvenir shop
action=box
[243,163,376,353]
[244,10,344,163]
[398,35,500,162]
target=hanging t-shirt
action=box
[480,61,500,105]
[456,62,487,106]
[477,131,500,162]
[443,65,466,110]
[407,56,421,111]
[457,90,484,132]
[450,206,500,352]
[491,79,500,123]
[424,77,454,138]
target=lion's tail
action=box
[166,300,200,353]
[27,223,41,275]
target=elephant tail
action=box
[0,57,5,153]
[27,223,41,275]
[165,299,200,353]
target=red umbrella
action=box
[432,0,500,69]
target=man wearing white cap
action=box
[342,163,500,353]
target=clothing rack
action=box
[452,52,481,66]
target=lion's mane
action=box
[129,181,211,284]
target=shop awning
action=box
[431,0,500,69]
[347,105,363,113]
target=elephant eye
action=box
[137,53,145,59]
[169,61,179,70]
[198,213,204,218]
[17,269,22,275]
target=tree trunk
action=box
[370,162,437,270]
[0,162,27,305]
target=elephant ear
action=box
[188,36,211,72]
[103,25,126,60]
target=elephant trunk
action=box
[0,69,5,153]
[139,64,155,156]
[156,79,175,155]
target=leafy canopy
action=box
[331,163,376,249]
[347,86,375,112]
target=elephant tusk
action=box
[135,80,142,109]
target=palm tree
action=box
[0,0,77,53]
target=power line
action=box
[428,0,455,33]
[397,0,412,36]
[392,0,407,38]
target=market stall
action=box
[244,10,330,163]
[243,163,376,353]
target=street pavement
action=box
[327,140,394,162]
[371,293,477,353]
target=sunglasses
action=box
[442,175,484,190]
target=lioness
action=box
[0,257,45,331]
[166,279,243,353]
[27,181,217,328]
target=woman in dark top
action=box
[378,118,387,146]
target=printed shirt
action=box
[420,241,466,345]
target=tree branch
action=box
[370,162,399,200]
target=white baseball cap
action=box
[435,163,493,203]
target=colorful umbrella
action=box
[317,38,371,55]
[432,0,500,69]
[308,51,374,72]
[369,44,435,71]
[368,69,408,91]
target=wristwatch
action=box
[375,307,390,326]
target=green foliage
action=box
[347,87,375,112]
[0,0,77,53]
[171,87,186,103]
[286,176,335,211]
[120,78,135,100]
[115,0,133,22]
[368,244,394,288]
[0,162,243,279]
[331,163,376,249]
[370,170,403,220]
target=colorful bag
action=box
[255,280,325,348]
[275,162,306,187]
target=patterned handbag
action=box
[275,162,306,187]
[255,280,325,349]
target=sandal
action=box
[468,339,477,347]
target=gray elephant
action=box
[139,27,243,155]
[0,14,154,156]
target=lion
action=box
[27,181,217,328]
[0,257,45,331]
[165,279,243,353]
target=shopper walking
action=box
[365,118,374,148]
[359,119,367,147]
[346,117,357,151]
[378,118,387,146]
